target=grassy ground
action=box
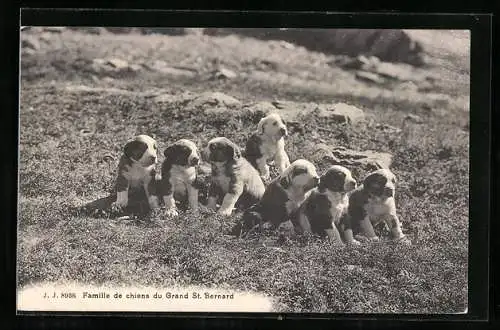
[17,28,470,313]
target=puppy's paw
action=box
[354,234,368,242]
[217,208,233,217]
[164,208,179,217]
[348,239,361,246]
[368,236,380,243]
[111,201,127,213]
[261,222,273,230]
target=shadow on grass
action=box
[78,189,153,219]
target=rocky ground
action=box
[18,27,470,313]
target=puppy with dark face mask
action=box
[293,165,359,245]
[113,134,159,211]
[235,159,320,237]
[205,137,266,216]
[244,113,291,182]
[347,169,410,244]
[159,139,202,217]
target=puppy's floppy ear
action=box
[363,172,385,189]
[226,141,242,161]
[124,140,147,161]
[257,117,266,135]
[163,144,177,160]
[319,170,346,192]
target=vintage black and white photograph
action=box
[17,26,470,313]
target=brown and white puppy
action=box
[347,169,410,244]
[293,165,358,245]
[244,113,291,182]
[205,137,266,216]
[113,134,159,210]
[159,139,202,217]
[235,159,320,236]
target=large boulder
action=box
[311,143,393,172]
[203,28,427,67]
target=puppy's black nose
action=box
[149,156,156,163]
[279,127,287,136]
[190,157,200,166]
[383,186,394,197]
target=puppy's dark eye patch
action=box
[292,166,308,177]
[124,140,148,161]
[273,122,278,126]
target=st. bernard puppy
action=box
[235,159,320,237]
[205,137,266,216]
[113,134,159,210]
[244,113,291,182]
[159,139,203,217]
[347,169,410,244]
[293,165,359,245]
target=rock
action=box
[372,62,414,81]
[188,92,241,111]
[211,67,238,80]
[157,66,196,77]
[311,143,335,162]
[403,114,423,124]
[355,71,385,84]
[106,58,130,70]
[396,81,419,92]
[332,54,381,71]
[143,61,197,78]
[311,144,393,170]
[374,123,402,134]
[316,103,365,124]
[243,101,278,115]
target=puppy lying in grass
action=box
[244,113,291,183]
[112,134,159,212]
[235,159,320,237]
[293,165,359,245]
[347,169,411,245]
[205,137,266,216]
[159,139,203,217]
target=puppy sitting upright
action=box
[113,134,159,211]
[205,137,266,216]
[293,165,359,245]
[347,169,410,244]
[236,159,320,236]
[244,113,291,182]
[159,139,202,217]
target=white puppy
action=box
[244,113,291,182]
